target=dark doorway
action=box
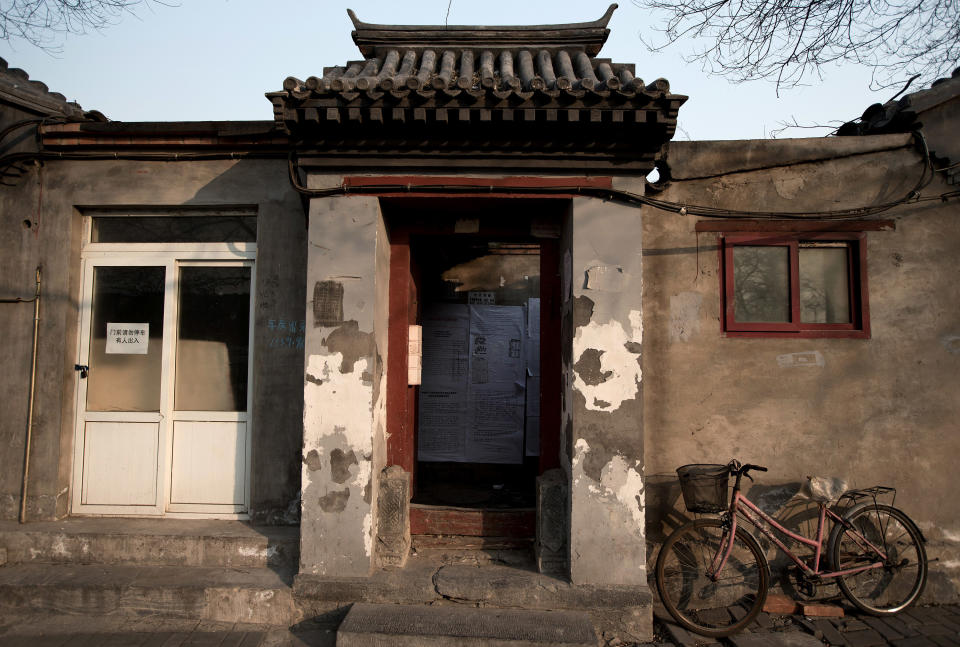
[383,198,565,540]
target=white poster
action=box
[418,390,467,461]
[526,298,540,377]
[525,374,541,457]
[467,387,525,464]
[106,323,149,355]
[420,305,469,390]
[418,304,528,464]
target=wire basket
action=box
[677,464,730,513]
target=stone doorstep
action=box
[295,556,654,643]
[0,518,299,569]
[336,602,597,647]
[0,563,300,626]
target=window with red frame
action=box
[722,232,869,337]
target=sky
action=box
[0,0,898,140]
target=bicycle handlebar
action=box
[728,461,768,486]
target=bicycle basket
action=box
[677,464,730,513]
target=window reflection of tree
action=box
[733,247,789,323]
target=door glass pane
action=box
[87,266,166,412]
[733,246,790,322]
[175,266,251,411]
[800,244,851,323]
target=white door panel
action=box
[81,421,159,506]
[170,420,246,505]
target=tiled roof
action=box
[838,68,959,184]
[268,5,686,148]
[0,56,104,121]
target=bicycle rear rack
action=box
[837,485,896,510]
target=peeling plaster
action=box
[303,353,373,454]
[572,439,644,530]
[572,312,642,411]
[599,454,646,527]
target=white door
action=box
[72,254,254,517]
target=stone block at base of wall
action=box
[376,465,410,568]
[537,468,568,576]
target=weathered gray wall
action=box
[299,179,384,576]
[641,134,960,600]
[567,180,647,586]
[0,157,305,522]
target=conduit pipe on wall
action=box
[0,267,42,523]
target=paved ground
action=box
[0,604,957,646]
[0,613,337,647]
[652,604,960,647]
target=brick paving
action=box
[0,613,336,647]
[654,604,960,647]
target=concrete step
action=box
[295,551,652,643]
[336,602,598,647]
[0,562,301,625]
[0,518,298,569]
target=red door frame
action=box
[370,178,609,536]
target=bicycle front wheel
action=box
[656,519,768,637]
[829,503,927,615]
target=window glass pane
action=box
[175,266,251,411]
[733,246,790,323]
[800,244,851,323]
[87,266,165,412]
[92,216,256,243]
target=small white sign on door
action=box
[106,323,149,354]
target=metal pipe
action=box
[6,267,42,523]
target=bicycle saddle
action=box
[799,476,848,503]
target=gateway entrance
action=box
[385,200,563,540]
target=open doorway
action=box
[413,238,541,512]
[384,198,564,542]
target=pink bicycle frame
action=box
[710,489,889,580]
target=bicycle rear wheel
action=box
[829,503,927,615]
[656,518,768,637]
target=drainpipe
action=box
[1,267,42,523]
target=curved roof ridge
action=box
[349,4,618,57]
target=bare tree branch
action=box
[634,0,960,91]
[0,1,162,52]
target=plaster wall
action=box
[0,158,306,522]
[299,176,384,576]
[642,136,960,600]
[568,180,647,586]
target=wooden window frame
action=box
[721,232,870,338]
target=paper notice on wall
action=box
[106,323,149,354]
[524,375,540,456]
[469,305,525,386]
[525,416,540,457]
[467,387,524,464]
[418,390,467,462]
[526,298,540,376]
[420,305,469,389]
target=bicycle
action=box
[655,460,928,637]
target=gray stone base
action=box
[536,468,568,576]
[375,465,411,568]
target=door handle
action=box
[74,364,89,379]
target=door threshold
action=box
[410,504,535,537]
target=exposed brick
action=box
[764,594,801,615]
[891,637,940,647]
[815,618,850,646]
[802,602,845,618]
[843,629,887,647]
[861,616,905,641]
[883,615,922,637]
[928,636,960,647]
